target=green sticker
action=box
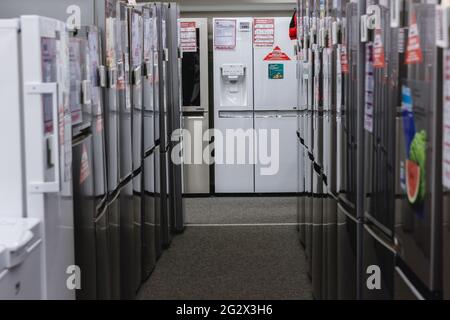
[268,63,284,80]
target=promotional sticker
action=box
[181,21,197,53]
[79,144,90,185]
[373,29,385,68]
[405,14,423,65]
[263,46,291,61]
[253,18,275,47]
[365,43,374,133]
[268,63,284,79]
[444,50,450,188]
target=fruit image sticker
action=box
[409,130,427,203]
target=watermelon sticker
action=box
[405,14,423,65]
[373,30,385,69]
[268,63,284,79]
[263,46,291,61]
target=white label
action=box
[444,49,450,188]
[364,43,374,133]
[214,19,236,49]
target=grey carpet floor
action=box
[184,197,298,225]
[137,197,312,300]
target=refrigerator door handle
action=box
[25,82,61,194]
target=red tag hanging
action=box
[341,45,349,74]
[405,14,423,65]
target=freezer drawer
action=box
[214,113,254,193]
[72,135,96,300]
[444,192,450,299]
[182,113,210,194]
[108,191,121,300]
[95,206,112,300]
[362,225,395,300]
[119,180,136,299]
[142,153,156,280]
[254,114,298,193]
[0,239,42,300]
[337,202,357,300]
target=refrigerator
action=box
[360,1,396,300]
[394,1,442,300]
[0,15,75,300]
[181,17,210,195]
[167,2,185,233]
[441,3,450,299]
[336,0,357,300]
[129,5,144,295]
[158,3,172,248]
[253,17,299,193]
[213,17,255,193]
[68,30,97,300]
[139,2,157,282]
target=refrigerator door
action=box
[337,202,357,300]
[253,17,297,111]
[94,205,111,300]
[298,134,306,247]
[443,191,449,299]
[72,135,96,300]
[142,152,156,279]
[214,112,255,193]
[181,18,209,113]
[143,5,155,153]
[362,225,395,300]
[182,112,210,194]
[395,3,440,296]
[20,16,75,300]
[69,36,91,136]
[108,190,121,300]
[130,8,144,172]
[119,179,135,299]
[154,145,162,258]
[85,26,108,209]
[254,112,299,192]
[213,17,254,113]
[105,0,120,193]
[119,3,133,181]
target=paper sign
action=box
[214,19,236,49]
[405,14,423,65]
[268,64,284,79]
[365,43,374,133]
[444,49,450,188]
[373,29,385,68]
[253,18,275,47]
[341,45,349,74]
[181,21,197,53]
[263,46,291,61]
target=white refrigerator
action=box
[0,16,75,300]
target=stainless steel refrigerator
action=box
[129,5,144,295]
[140,2,157,282]
[0,14,75,300]
[167,2,185,233]
[181,17,210,195]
